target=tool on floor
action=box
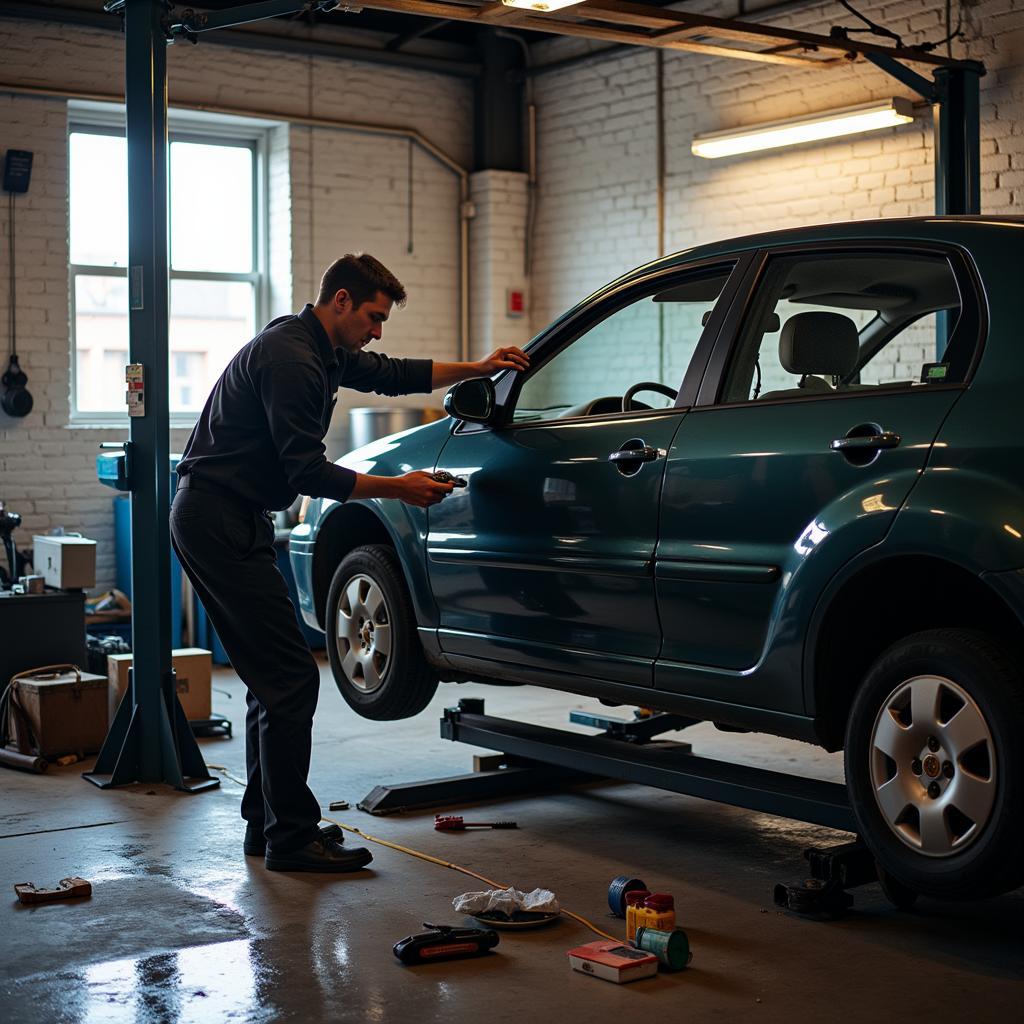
[393,923,499,965]
[434,815,517,831]
[567,939,658,984]
[607,874,647,917]
[14,876,92,905]
[328,800,349,812]
[632,927,692,971]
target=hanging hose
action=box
[207,764,618,942]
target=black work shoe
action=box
[244,823,345,857]
[265,837,372,873]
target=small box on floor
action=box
[6,668,109,758]
[107,648,212,721]
[567,940,658,983]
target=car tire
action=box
[325,544,438,721]
[845,629,1024,899]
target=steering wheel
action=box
[622,381,678,412]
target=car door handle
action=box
[608,445,663,464]
[830,432,901,452]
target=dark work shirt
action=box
[176,305,433,510]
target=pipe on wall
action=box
[0,80,472,362]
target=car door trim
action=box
[427,548,652,578]
[655,559,780,583]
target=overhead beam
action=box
[355,0,982,70]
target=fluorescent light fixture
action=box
[691,98,915,159]
[501,0,586,10]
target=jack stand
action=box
[774,840,919,918]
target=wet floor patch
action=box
[5,876,250,981]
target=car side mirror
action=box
[444,378,495,423]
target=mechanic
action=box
[170,253,529,873]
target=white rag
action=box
[452,886,560,916]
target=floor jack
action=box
[774,841,919,918]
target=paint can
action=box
[608,875,648,917]
[633,927,692,971]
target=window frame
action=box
[68,106,270,426]
[695,240,987,411]
[460,256,748,435]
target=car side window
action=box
[510,267,733,424]
[721,252,968,405]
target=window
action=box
[511,268,732,424]
[69,116,264,420]
[721,251,966,405]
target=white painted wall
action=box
[0,14,472,589]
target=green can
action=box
[633,927,691,971]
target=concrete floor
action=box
[1,658,1022,1023]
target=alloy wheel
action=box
[868,674,996,857]
[335,573,392,694]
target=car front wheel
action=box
[325,544,438,720]
[845,629,1024,900]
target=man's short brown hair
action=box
[316,254,407,308]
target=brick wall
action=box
[528,0,1023,398]
[0,14,472,590]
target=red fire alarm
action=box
[506,289,525,318]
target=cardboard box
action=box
[108,648,212,721]
[32,535,97,590]
[7,668,109,758]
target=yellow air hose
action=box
[208,764,617,942]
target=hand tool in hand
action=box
[431,471,467,487]
[393,923,500,965]
[434,815,518,831]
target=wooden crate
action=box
[10,669,109,758]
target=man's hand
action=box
[475,346,530,376]
[350,470,453,506]
[392,471,454,507]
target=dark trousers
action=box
[170,484,322,852]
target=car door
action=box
[427,260,743,687]
[653,243,983,713]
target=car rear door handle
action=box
[608,445,663,464]
[830,432,901,452]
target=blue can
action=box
[608,875,648,917]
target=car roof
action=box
[641,216,1024,277]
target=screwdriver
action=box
[434,815,518,831]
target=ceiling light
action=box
[501,0,587,11]
[691,98,914,159]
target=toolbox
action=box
[107,648,212,721]
[6,667,109,758]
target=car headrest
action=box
[779,312,858,377]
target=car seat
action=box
[759,311,859,401]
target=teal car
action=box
[291,216,1024,899]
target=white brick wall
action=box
[0,14,472,590]
[529,0,1024,343]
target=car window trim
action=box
[695,240,987,409]
[453,254,751,435]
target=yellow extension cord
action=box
[208,764,617,942]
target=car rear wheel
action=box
[845,629,1024,899]
[325,544,438,720]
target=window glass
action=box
[722,252,964,404]
[512,269,730,424]
[170,280,255,414]
[70,124,261,418]
[69,133,127,267]
[170,141,253,272]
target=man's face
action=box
[330,289,393,353]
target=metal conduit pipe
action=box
[0,80,472,362]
